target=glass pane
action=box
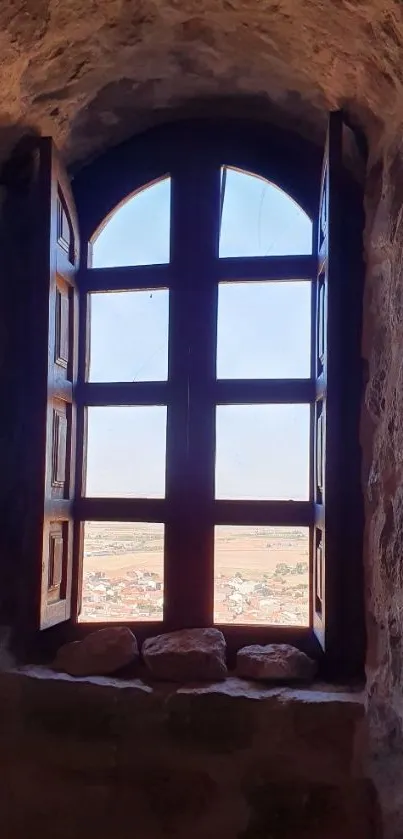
[217,281,311,379]
[80,521,164,622]
[89,290,169,382]
[219,168,312,257]
[215,404,310,500]
[92,177,170,268]
[214,525,309,626]
[86,407,167,498]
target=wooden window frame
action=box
[75,171,314,647]
[1,118,364,679]
[69,117,365,678]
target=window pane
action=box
[215,405,310,500]
[219,168,312,257]
[214,525,309,626]
[89,290,169,382]
[92,177,170,268]
[80,521,164,622]
[217,281,311,379]
[86,407,167,498]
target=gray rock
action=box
[53,626,139,677]
[142,628,227,682]
[237,643,317,683]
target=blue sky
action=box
[85,169,313,501]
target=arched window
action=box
[21,117,364,676]
[80,165,314,631]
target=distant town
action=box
[80,522,309,626]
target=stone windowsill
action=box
[5,663,364,701]
[0,667,373,838]
[0,665,366,786]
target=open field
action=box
[80,522,309,625]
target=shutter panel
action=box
[27,138,80,630]
[313,112,342,652]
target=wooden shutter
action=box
[313,112,343,653]
[17,138,80,630]
[313,112,365,677]
[41,140,79,628]
[312,112,358,662]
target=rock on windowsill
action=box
[142,627,228,681]
[237,643,317,683]
[53,625,139,677]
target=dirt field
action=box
[84,543,307,577]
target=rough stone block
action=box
[142,628,227,681]
[53,626,139,677]
[240,777,376,839]
[237,643,317,682]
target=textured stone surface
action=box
[0,0,402,168]
[142,628,227,681]
[237,644,317,683]
[1,2,403,835]
[0,668,374,838]
[53,626,139,676]
[362,142,403,839]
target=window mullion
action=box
[77,381,170,406]
[164,160,220,628]
[214,500,313,527]
[218,254,316,282]
[186,163,221,627]
[214,378,315,404]
[80,263,172,293]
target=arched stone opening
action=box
[2,2,403,836]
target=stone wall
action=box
[0,669,376,839]
[0,127,399,838]
[363,139,403,839]
[2,0,401,168]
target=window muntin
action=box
[79,166,314,634]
